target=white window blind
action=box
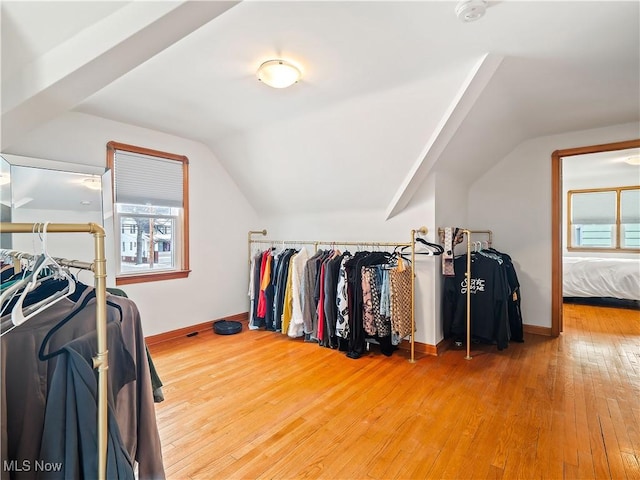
[113,150,184,208]
[620,189,640,224]
[571,191,616,224]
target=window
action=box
[568,186,640,252]
[107,142,190,285]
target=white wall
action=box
[468,122,640,328]
[5,112,260,336]
[432,170,470,343]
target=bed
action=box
[563,256,640,304]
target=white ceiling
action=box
[563,147,640,183]
[2,1,639,217]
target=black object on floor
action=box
[213,320,243,335]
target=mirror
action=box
[0,156,10,248]
[0,153,113,283]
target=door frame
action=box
[551,138,640,336]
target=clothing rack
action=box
[438,228,493,360]
[249,227,428,363]
[0,222,108,480]
[1,250,95,272]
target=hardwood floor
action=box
[148,304,640,479]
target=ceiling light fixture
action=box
[82,177,102,190]
[257,60,301,88]
[455,0,488,22]
[625,155,640,166]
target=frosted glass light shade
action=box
[625,155,640,166]
[257,60,301,88]
[82,177,102,190]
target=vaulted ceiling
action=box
[2,1,639,217]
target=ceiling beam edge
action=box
[384,53,504,220]
[1,1,240,151]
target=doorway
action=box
[551,138,640,336]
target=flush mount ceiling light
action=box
[257,60,301,88]
[455,0,488,22]
[82,177,102,190]
[625,155,640,166]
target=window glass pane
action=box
[572,224,614,248]
[620,189,640,224]
[622,223,640,249]
[119,215,175,273]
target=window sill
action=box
[567,247,640,253]
[115,270,191,285]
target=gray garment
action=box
[39,323,135,480]
[1,287,118,480]
[1,286,165,480]
[301,250,324,335]
[288,248,310,338]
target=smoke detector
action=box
[455,0,488,22]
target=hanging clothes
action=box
[249,251,264,330]
[1,283,165,480]
[300,250,325,338]
[272,249,296,332]
[245,241,418,362]
[321,253,343,349]
[442,253,511,350]
[39,322,136,480]
[256,250,272,320]
[344,251,392,359]
[390,266,413,346]
[486,248,524,342]
[281,258,295,336]
[288,248,310,338]
[335,254,352,343]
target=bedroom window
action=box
[107,141,190,285]
[568,186,640,252]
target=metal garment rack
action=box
[248,227,428,363]
[1,222,108,480]
[438,228,493,360]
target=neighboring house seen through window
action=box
[107,142,190,285]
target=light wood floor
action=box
[148,304,640,479]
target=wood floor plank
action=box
[148,303,640,479]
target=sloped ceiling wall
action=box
[2,1,639,219]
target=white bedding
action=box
[563,257,640,301]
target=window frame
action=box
[567,185,640,253]
[107,141,190,285]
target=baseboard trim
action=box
[523,324,553,337]
[398,338,443,357]
[146,312,249,346]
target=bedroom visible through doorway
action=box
[551,139,640,335]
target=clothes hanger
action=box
[415,237,444,255]
[38,291,124,361]
[398,238,444,256]
[11,222,76,327]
